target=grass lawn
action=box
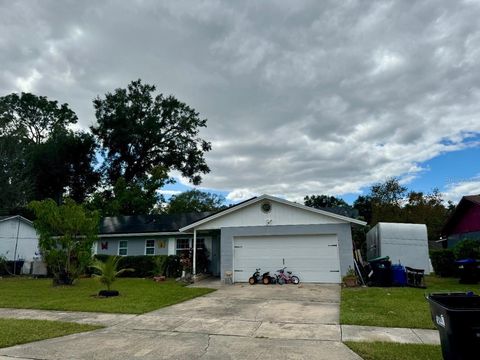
[345,342,442,360]
[0,318,101,348]
[341,276,480,329]
[0,277,214,314]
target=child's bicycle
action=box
[275,267,300,285]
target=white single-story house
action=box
[0,215,41,274]
[96,194,366,283]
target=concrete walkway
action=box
[0,284,440,359]
[0,307,440,345]
[0,308,135,326]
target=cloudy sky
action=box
[1,0,480,204]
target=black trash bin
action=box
[455,259,480,284]
[427,292,480,360]
[368,256,392,287]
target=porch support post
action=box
[193,228,197,275]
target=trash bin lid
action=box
[369,256,390,262]
[455,258,479,264]
[427,292,480,310]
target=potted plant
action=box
[342,266,358,287]
[90,256,133,297]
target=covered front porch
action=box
[190,229,221,277]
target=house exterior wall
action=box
[220,223,354,282]
[447,231,480,248]
[96,236,171,256]
[450,204,480,235]
[0,218,39,262]
[95,233,219,276]
[196,200,343,231]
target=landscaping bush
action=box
[91,255,173,278]
[153,255,168,276]
[453,239,480,260]
[165,255,182,278]
[430,249,456,277]
[116,256,157,278]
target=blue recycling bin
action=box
[455,258,480,284]
[391,264,407,286]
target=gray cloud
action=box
[2,0,480,201]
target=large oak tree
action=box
[0,92,99,210]
[91,79,211,185]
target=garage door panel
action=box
[233,235,340,283]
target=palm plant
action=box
[90,256,134,292]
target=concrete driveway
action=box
[0,283,361,359]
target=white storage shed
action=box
[366,222,430,272]
[0,215,42,274]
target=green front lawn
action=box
[0,318,101,348]
[341,276,480,329]
[345,342,442,360]
[0,278,214,314]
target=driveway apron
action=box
[0,283,361,359]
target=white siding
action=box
[196,201,344,230]
[0,218,39,262]
[367,222,430,272]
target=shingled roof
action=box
[99,212,214,235]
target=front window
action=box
[176,238,190,257]
[118,240,128,256]
[145,239,155,255]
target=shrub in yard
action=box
[91,255,170,278]
[430,249,456,277]
[153,255,168,276]
[453,239,480,260]
[29,199,99,285]
[90,256,133,296]
[116,256,154,277]
[166,255,182,278]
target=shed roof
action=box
[0,215,33,225]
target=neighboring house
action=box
[442,195,480,248]
[0,215,41,274]
[96,194,366,283]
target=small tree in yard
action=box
[29,199,99,285]
[90,256,133,296]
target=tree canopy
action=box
[91,79,211,185]
[87,167,169,216]
[0,92,98,212]
[167,189,227,214]
[304,195,350,209]
[0,92,77,144]
[0,135,32,213]
[29,130,99,204]
[29,198,99,285]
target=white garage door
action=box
[233,234,341,283]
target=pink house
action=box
[442,195,480,247]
